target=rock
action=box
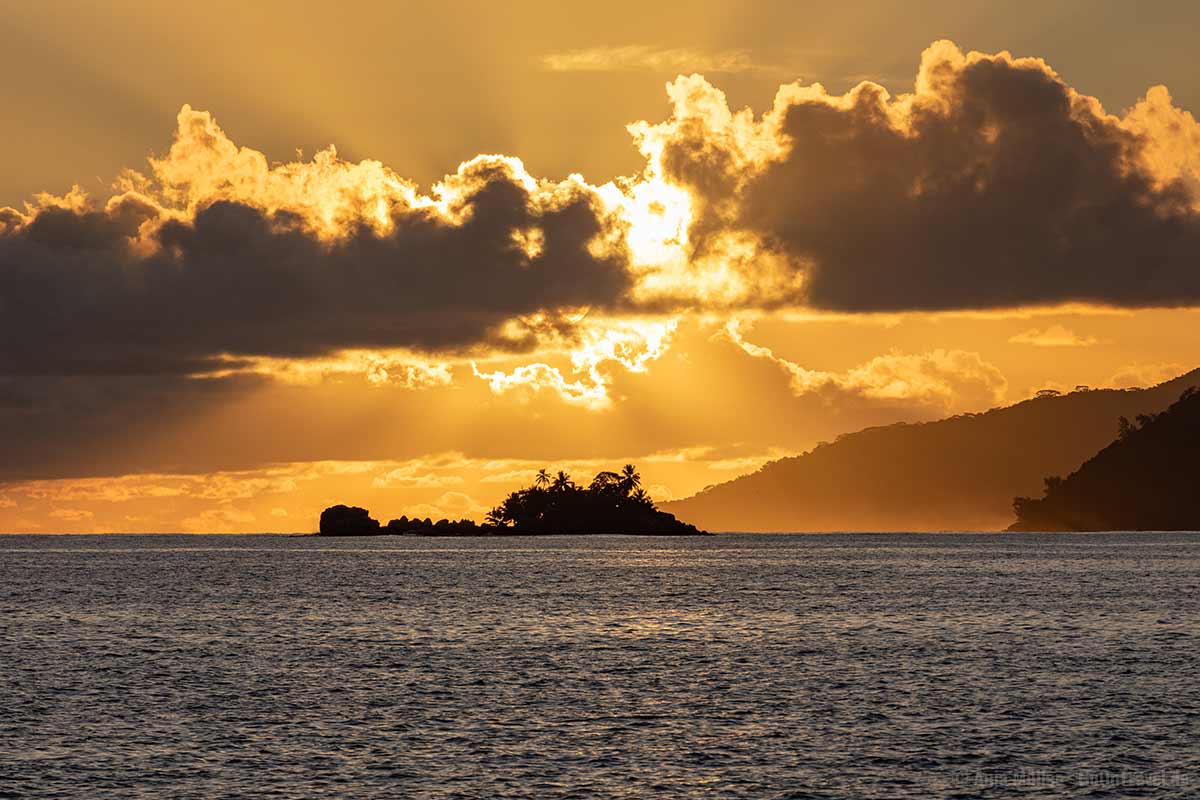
[318,505,381,536]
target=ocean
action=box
[1,532,1196,798]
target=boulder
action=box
[318,504,381,536]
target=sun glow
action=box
[596,173,692,269]
[472,317,678,409]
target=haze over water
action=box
[2,533,1197,798]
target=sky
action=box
[3,0,1200,532]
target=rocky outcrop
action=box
[318,505,381,536]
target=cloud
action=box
[477,469,539,484]
[1008,324,1099,347]
[472,361,612,408]
[0,108,632,377]
[403,491,488,520]
[721,319,1007,412]
[0,371,265,482]
[646,484,674,502]
[1107,362,1187,389]
[8,46,1200,387]
[643,443,794,473]
[212,350,455,389]
[49,508,93,521]
[4,459,385,504]
[540,46,759,74]
[471,317,676,409]
[371,466,465,489]
[364,359,453,389]
[632,40,1200,312]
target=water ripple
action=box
[0,532,1197,798]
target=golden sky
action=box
[3,1,1200,532]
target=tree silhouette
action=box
[619,464,641,495]
[321,464,703,536]
[590,471,621,493]
[481,464,697,534]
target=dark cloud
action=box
[658,44,1200,311]
[0,372,265,481]
[0,167,630,376]
[9,47,1200,383]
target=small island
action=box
[318,465,707,536]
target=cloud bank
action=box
[721,319,1007,413]
[6,42,1200,385]
[635,40,1200,312]
[0,108,633,377]
[1009,325,1099,347]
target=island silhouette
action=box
[1009,387,1200,531]
[665,369,1200,531]
[319,464,706,536]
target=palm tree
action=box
[534,468,551,489]
[619,464,641,496]
[551,470,574,492]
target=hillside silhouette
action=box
[664,369,1200,532]
[319,465,705,535]
[1009,387,1200,531]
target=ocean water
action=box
[0,533,1197,799]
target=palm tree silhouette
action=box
[551,470,574,492]
[534,468,551,489]
[619,464,641,496]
